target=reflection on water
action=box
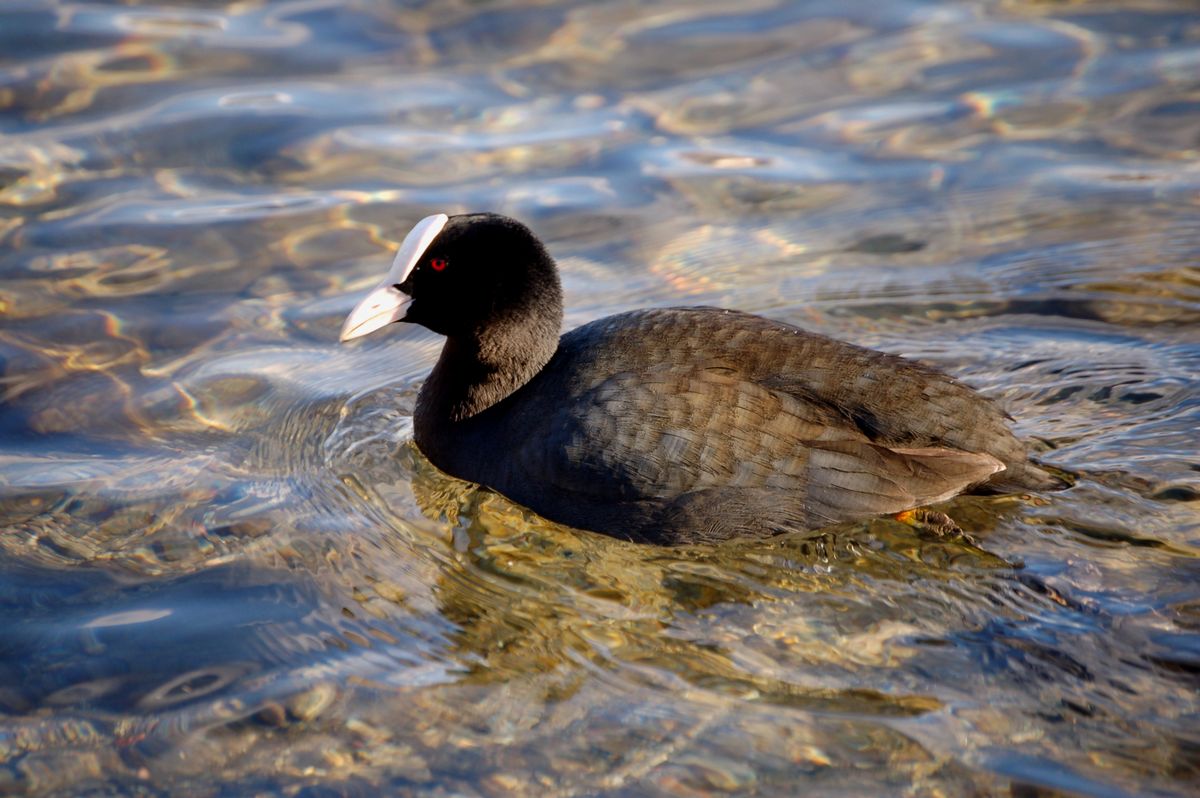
[2,0,1199,795]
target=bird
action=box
[340,213,1065,545]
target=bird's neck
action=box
[414,302,562,431]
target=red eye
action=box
[430,258,448,272]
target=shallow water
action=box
[2,0,1199,795]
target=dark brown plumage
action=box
[342,213,1065,545]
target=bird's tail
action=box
[984,459,1073,493]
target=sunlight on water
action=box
[1,0,1199,795]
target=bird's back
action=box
[444,307,1056,543]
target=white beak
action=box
[339,213,449,342]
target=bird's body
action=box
[342,213,1063,545]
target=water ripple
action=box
[1,0,1198,796]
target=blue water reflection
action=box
[1,0,1198,795]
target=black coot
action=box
[341,213,1064,544]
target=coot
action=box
[341,213,1063,544]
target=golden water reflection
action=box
[1,0,1199,795]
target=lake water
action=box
[2,0,1199,795]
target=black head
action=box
[400,213,562,337]
[340,213,563,342]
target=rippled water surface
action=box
[2,0,1199,795]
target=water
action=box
[2,0,1199,794]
